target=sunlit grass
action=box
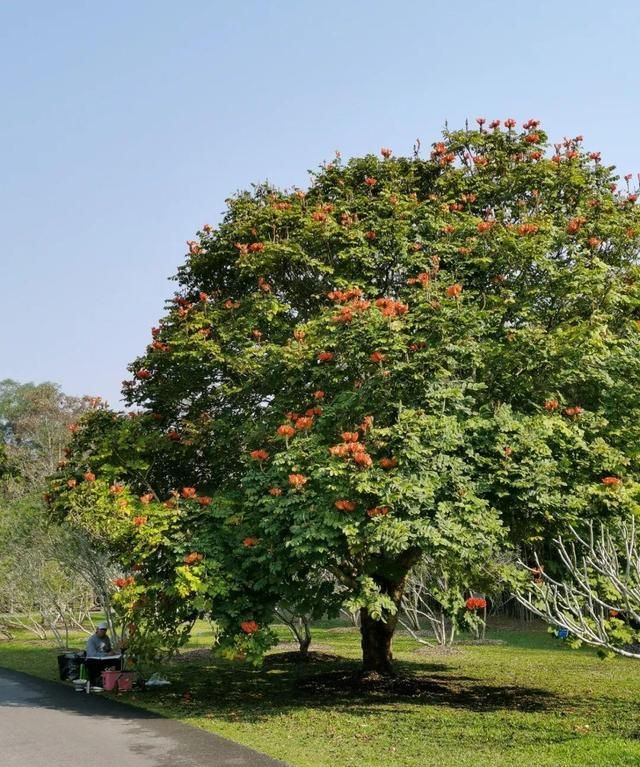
[2,619,640,766]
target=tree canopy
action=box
[50,121,640,671]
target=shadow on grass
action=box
[144,651,561,724]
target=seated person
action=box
[85,622,122,686]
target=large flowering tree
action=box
[51,121,640,673]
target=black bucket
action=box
[57,652,85,681]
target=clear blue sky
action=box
[2,0,639,409]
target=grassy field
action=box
[1,620,640,767]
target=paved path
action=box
[0,668,289,767]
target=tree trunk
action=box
[360,608,397,674]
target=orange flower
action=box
[135,369,151,380]
[446,283,463,298]
[360,415,374,432]
[306,407,322,416]
[293,329,305,341]
[380,147,393,158]
[181,487,197,498]
[139,493,153,504]
[588,237,602,248]
[364,176,377,187]
[524,133,540,144]
[277,424,296,438]
[318,351,335,362]
[184,552,204,565]
[199,292,209,302]
[517,223,539,236]
[252,329,263,340]
[341,432,359,443]
[133,516,147,527]
[465,597,487,610]
[223,299,240,310]
[367,506,389,517]
[248,242,265,253]
[601,476,622,487]
[250,449,270,461]
[543,399,559,411]
[313,390,325,400]
[504,118,516,129]
[335,499,357,512]
[243,537,259,547]
[67,478,77,488]
[477,221,494,233]
[365,230,377,241]
[268,487,283,496]
[295,417,314,430]
[240,620,259,634]
[353,451,373,468]
[197,496,211,506]
[563,406,584,418]
[167,430,181,442]
[288,473,308,488]
[258,277,272,293]
[370,351,385,363]
[110,484,125,495]
[83,472,96,482]
[379,457,398,469]
[566,217,586,235]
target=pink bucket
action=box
[101,670,121,691]
[116,672,135,691]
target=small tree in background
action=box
[519,518,640,658]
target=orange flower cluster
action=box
[477,221,495,233]
[167,430,181,442]
[135,369,151,380]
[543,399,559,411]
[318,351,335,363]
[295,416,314,430]
[110,484,125,495]
[257,277,272,293]
[180,487,196,498]
[563,406,584,418]
[367,506,389,517]
[67,478,77,488]
[250,449,270,461]
[240,620,259,634]
[517,223,539,235]
[223,299,240,310]
[380,147,393,158]
[407,272,430,287]
[277,424,296,438]
[151,340,170,352]
[269,487,283,496]
[288,473,308,488]
[601,476,622,487]
[446,284,463,298]
[335,499,357,512]
[341,432,359,442]
[364,176,377,187]
[465,597,487,610]
[197,496,211,506]
[113,576,135,589]
[370,351,385,363]
[374,297,408,317]
[379,457,398,469]
[184,552,204,565]
[566,216,587,234]
[84,472,96,482]
[313,390,325,400]
[327,287,363,302]
[243,537,259,547]
[132,516,147,527]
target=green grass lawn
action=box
[2,620,640,767]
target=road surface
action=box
[0,667,288,767]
